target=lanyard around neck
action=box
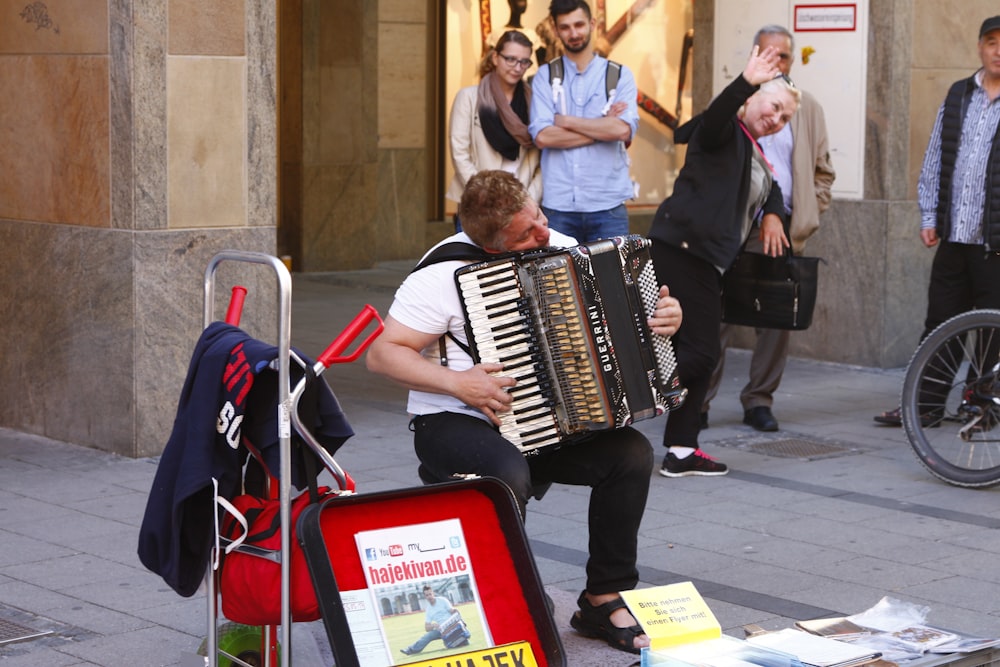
[738,120,775,175]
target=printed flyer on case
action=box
[355,518,494,666]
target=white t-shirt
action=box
[389,230,578,421]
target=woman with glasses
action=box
[646,44,801,478]
[447,30,541,231]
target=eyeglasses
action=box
[497,53,533,69]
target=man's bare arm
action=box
[365,315,515,425]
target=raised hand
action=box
[742,44,782,86]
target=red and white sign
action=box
[794,3,857,32]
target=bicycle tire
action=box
[901,309,1000,487]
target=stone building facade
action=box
[0,0,994,454]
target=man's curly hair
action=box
[458,170,529,251]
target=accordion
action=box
[456,234,687,453]
[438,610,471,649]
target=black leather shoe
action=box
[744,406,778,432]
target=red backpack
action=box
[218,486,332,625]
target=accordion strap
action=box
[410,241,493,273]
[438,333,473,367]
[413,241,493,367]
[412,240,559,367]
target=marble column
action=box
[0,0,278,456]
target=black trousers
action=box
[411,412,653,595]
[923,242,1000,336]
[649,240,724,448]
[919,242,1000,406]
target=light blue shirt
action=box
[529,55,639,213]
[424,596,454,625]
[918,70,1000,244]
[759,123,794,215]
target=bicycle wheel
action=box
[901,309,1000,487]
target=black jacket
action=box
[935,74,1000,250]
[137,322,353,597]
[648,75,787,270]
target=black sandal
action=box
[873,407,902,426]
[873,407,939,427]
[569,591,646,655]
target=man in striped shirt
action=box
[874,15,1000,426]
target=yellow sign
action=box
[403,640,538,667]
[620,581,721,649]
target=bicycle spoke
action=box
[902,310,1000,487]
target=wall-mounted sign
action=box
[794,3,857,32]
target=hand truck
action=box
[200,250,382,667]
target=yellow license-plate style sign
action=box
[403,640,538,667]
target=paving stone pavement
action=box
[1,262,998,666]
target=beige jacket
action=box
[446,85,542,203]
[789,89,836,253]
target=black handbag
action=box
[720,247,821,331]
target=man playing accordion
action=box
[366,170,682,655]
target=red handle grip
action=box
[225,286,248,325]
[316,305,384,366]
[343,471,357,493]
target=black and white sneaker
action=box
[659,450,729,477]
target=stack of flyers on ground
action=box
[352,518,494,666]
[794,617,871,642]
[885,625,959,652]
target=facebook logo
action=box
[364,548,378,561]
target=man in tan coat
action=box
[703,24,836,432]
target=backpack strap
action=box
[548,57,566,114]
[601,60,622,117]
[605,60,622,98]
[548,57,620,99]
[547,56,564,85]
[550,57,622,117]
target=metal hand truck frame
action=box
[201,250,382,666]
